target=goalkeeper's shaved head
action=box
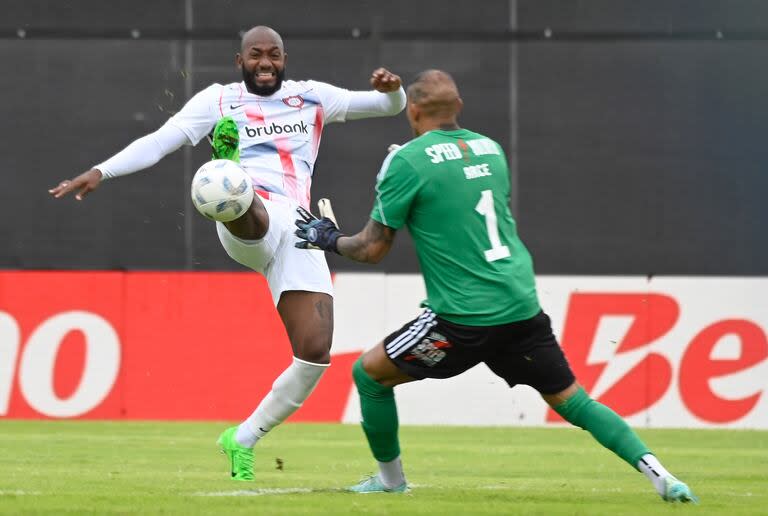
[406,70,463,136]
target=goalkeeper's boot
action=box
[346,474,408,494]
[212,116,240,163]
[662,477,698,503]
[217,426,254,481]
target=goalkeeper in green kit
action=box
[295,70,696,502]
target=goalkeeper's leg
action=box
[487,312,696,502]
[545,383,697,503]
[349,344,415,493]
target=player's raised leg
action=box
[211,116,241,163]
[543,382,698,503]
[207,116,270,241]
[347,343,413,493]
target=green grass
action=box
[0,422,765,515]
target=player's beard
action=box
[242,67,286,96]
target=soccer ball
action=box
[190,159,254,222]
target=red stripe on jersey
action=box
[246,104,265,125]
[218,87,225,117]
[312,105,324,159]
[303,175,312,208]
[275,137,300,204]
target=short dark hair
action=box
[406,70,460,118]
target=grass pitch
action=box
[0,421,765,515]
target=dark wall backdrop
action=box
[517,0,768,275]
[2,0,766,275]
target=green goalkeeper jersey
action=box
[370,128,540,326]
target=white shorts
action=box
[216,196,333,304]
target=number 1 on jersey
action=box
[475,190,511,262]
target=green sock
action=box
[554,387,650,469]
[352,358,400,462]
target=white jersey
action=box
[168,80,351,208]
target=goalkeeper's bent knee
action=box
[353,357,393,399]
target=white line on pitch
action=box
[193,488,315,497]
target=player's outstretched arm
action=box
[48,169,103,201]
[47,124,190,201]
[344,68,406,120]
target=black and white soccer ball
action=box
[190,159,254,222]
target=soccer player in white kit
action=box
[49,25,406,481]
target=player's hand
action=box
[370,68,402,93]
[294,206,343,254]
[48,169,103,200]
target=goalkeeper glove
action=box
[294,206,343,253]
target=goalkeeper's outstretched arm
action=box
[295,208,396,264]
[336,219,396,264]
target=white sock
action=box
[378,456,406,489]
[234,357,329,448]
[637,453,673,496]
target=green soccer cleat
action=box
[211,116,240,163]
[346,474,409,494]
[217,426,254,481]
[662,477,698,503]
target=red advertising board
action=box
[546,292,767,423]
[0,271,358,421]
[3,272,766,427]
